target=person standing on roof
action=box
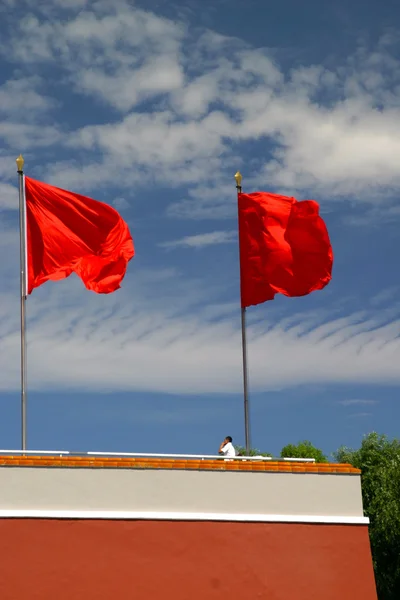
[219,436,236,458]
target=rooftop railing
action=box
[0,449,315,462]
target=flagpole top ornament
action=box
[234,171,242,188]
[16,155,24,173]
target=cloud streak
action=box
[0,270,399,394]
[339,399,378,406]
[160,230,236,249]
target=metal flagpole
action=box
[235,171,251,454]
[16,154,27,450]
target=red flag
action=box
[25,176,134,294]
[238,192,333,308]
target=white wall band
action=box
[0,509,369,524]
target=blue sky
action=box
[0,0,399,458]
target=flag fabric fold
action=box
[25,176,134,294]
[238,191,333,308]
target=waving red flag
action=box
[25,176,134,294]
[238,192,333,308]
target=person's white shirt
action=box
[220,442,236,458]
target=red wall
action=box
[0,520,377,600]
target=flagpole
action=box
[16,155,27,451]
[235,171,251,454]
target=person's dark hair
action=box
[226,436,233,443]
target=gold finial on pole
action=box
[16,155,25,173]
[234,171,242,188]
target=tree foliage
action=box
[234,445,271,457]
[234,440,326,461]
[334,432,400,600]
[280,440,328,463]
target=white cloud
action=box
[370,287,399,306]
[1,3,184,86]
[112,197,130,211]
[346,412,374,419]
[0,123,62,150]
[0,270,399,394]
[1,4,400,209]
[167,185,238,220]
[0,76,59,166]
[0,0,88,9]
[0,182,18,210]
[339,399,378,406]
[68,110,232,168]
[160,230,236,249]
[0,2,400,400]
[0,77,54,115]
[75,56,184,112]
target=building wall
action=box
[0,465,364,520]
[0,458,377,599]
[0,519,377,600]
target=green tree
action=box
[334,432,400,600]
[234,445,271,457]
[280,440,328,462]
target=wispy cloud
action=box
[339,399,378,406]
[112,197,130,211]
[0,266,399,394]
[0,182,18,210]
[346,412,373,419]
[370,287,399,307]
[160,230,236,249]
